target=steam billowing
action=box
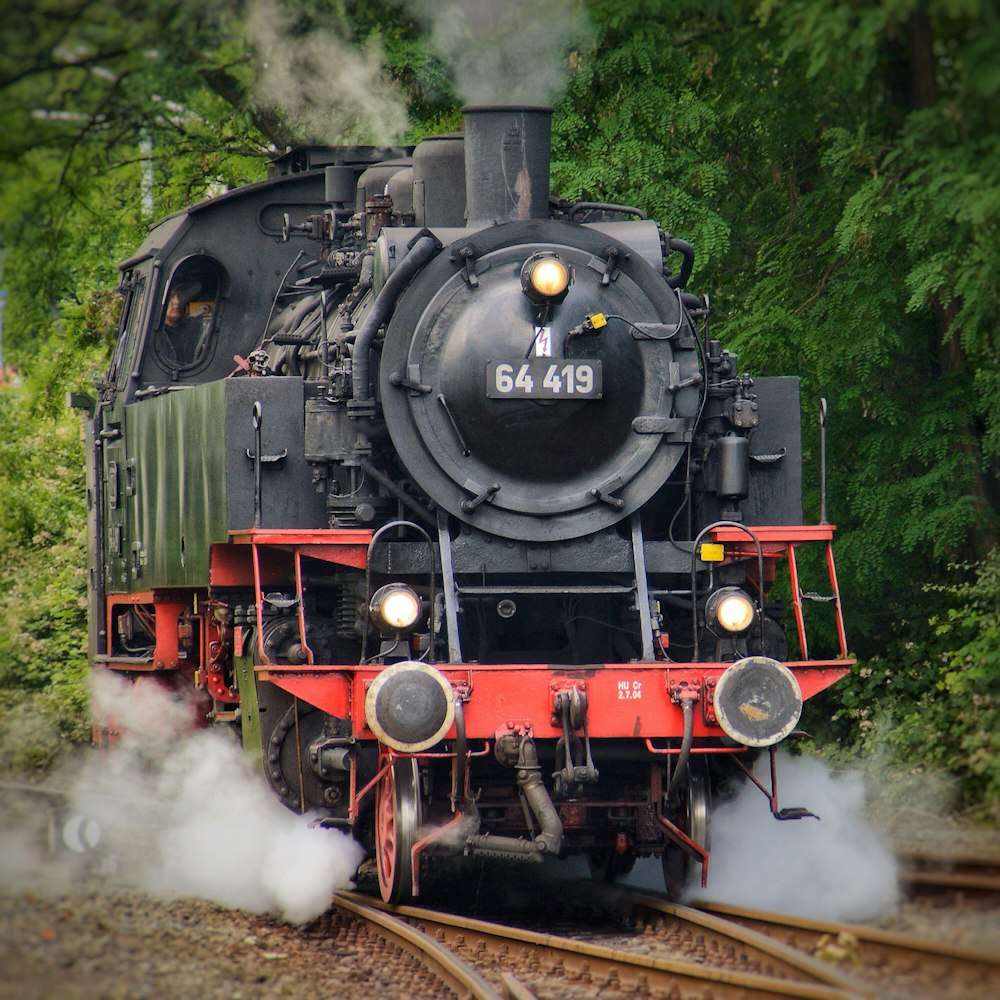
[1,673,364,925]
[680,753,900,922]
[246,0,408,144]
[244,0,590,147]
[407,0,591,106]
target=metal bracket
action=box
[590,484,625,510]
[732,745,822,822]
[552,684,599,797]
[456,245,479,288]
[461,482,500,513]
[668,371,703,393]
[389,371,432,394]
[632,416,689,435]
[592,245,621,285]
[246,402,288,528]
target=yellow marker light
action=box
[699,542,725,562]
[529,257,570,298]
[370,584,422,632]
[715,591,756,634]
[589,313,607,329]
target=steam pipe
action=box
[462,737,563,860]
[350,233,438,403]
[516,737,563,855]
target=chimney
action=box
[462,105,552,226]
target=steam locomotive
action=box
[83,105,852,902]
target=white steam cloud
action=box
[681,753,900,922]
[408,0,591,106]
[2,673,364,925]
[242,0,590,147]
[246,0,408,145]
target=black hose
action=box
[666,699,695,799]
[567,201,647,221]
[350,234,438,402]
[666,237,695,289]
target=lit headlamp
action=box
[369,584,422,633]
[521,252,572,303]
[705,587,756,635]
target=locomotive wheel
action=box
[587,847,636,884]
[661,756,712,899]
[375,756,422,903]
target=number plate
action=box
[487,360,603,399]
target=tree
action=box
[0,0,996,805]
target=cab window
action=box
[155,255,227,371]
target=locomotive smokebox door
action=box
[379,222,701,542]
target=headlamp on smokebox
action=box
[369,584,423,634]
[521,252,572,304]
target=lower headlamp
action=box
[369,584,422,633]
[706,587,756,635]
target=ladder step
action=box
[800,591,838,603]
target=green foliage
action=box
[552,3,733,270]
[810,553,1000,814]
[0,367,97,769]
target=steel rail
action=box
[895,847,1000,893]
[899,867,1000,893]
[608,888,883,998]
[699,899,1000,966]
[346,891,866,1000]
[333,892,506,1000]
[697,899,1000,1000]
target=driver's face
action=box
[165,293,186,325]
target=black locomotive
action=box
[84,105,852,901]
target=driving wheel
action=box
[375,756,422,903]
[661,756,712,899]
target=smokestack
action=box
[462,105,552,226]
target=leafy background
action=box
[0,0,996,818]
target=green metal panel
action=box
[233,652,263,765]
[123,377,324,590]
[128,381,230,586]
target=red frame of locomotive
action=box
[99,521,852,890]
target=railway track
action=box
[5,779,996,997]
[692,898,999,1000]
[896,845,1000,896]
[339,877,999,1000]
[331,892,506,999]
[341,888,877,999]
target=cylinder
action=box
[462,105,552,225]
[715,435,750,500]
[355,159,411,214]
[324,166,355,206]
[413,133,466,226]
[386,167,414,218]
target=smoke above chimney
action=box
[406,0,591,107]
